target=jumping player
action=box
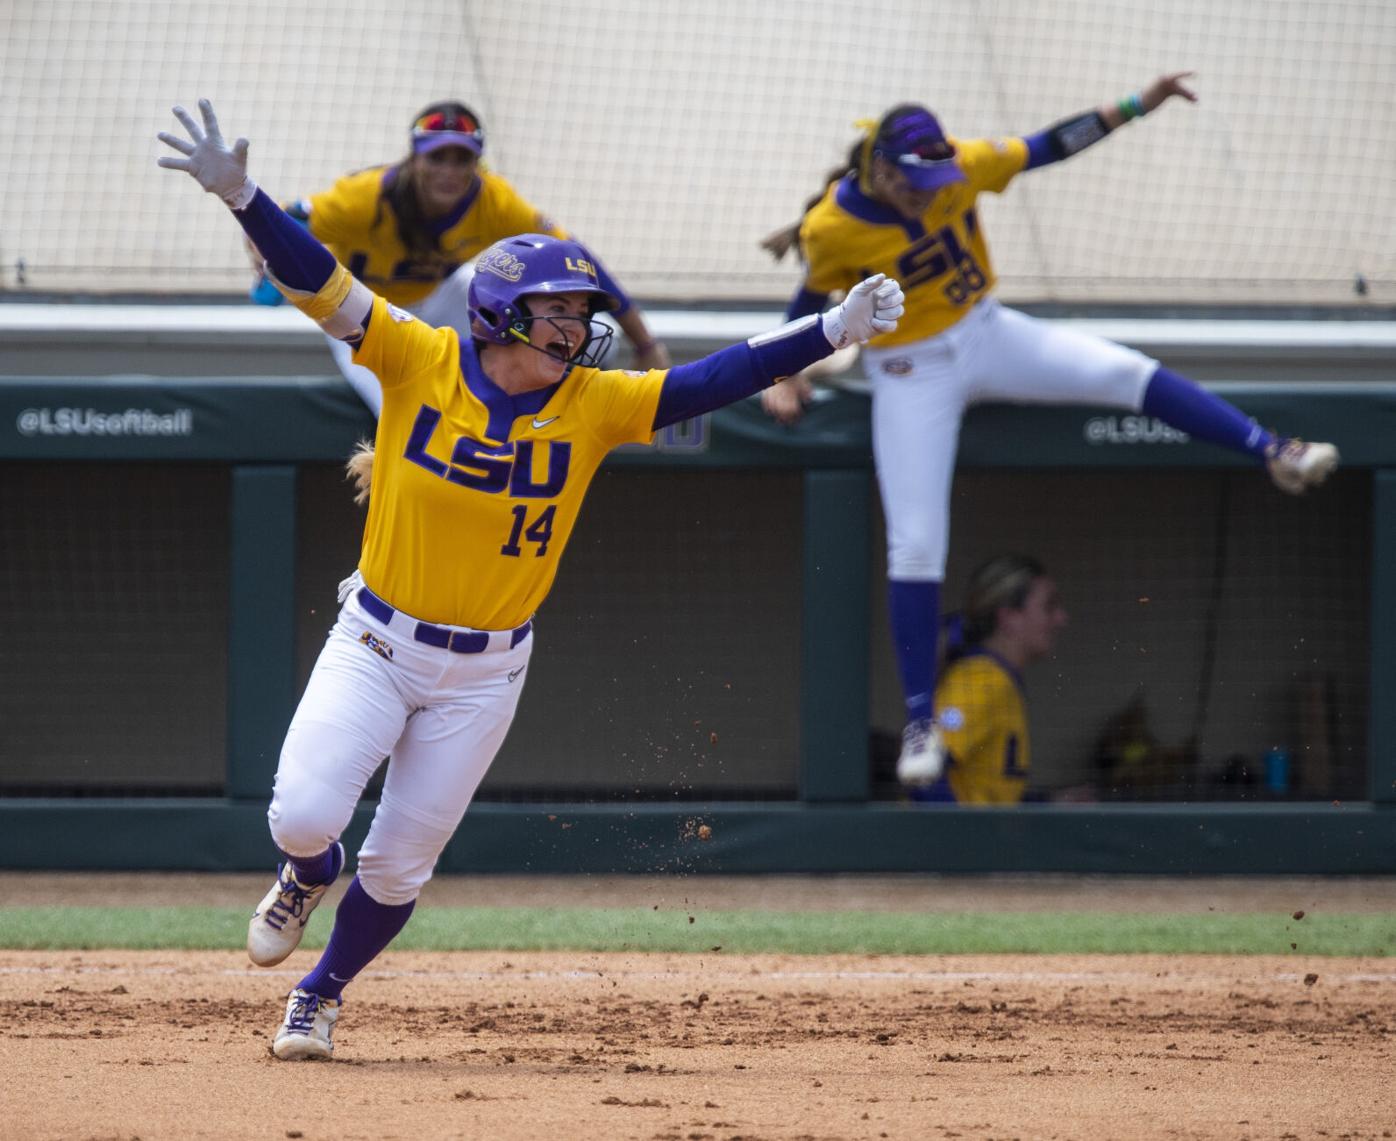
[759,73,1340,789]
[158,99,904,1061]
[247,100,669,414]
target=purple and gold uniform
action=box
[300,167,566,308]
[799,138,1028,346]
[354,293,662,629]
[922,650,1030,805]
[160,97,904,1064]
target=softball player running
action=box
[760,73,1340,789]
[159,99,903,1062]
[248,100,669,414]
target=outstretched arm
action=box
[760,284,850,425]
[157,99,374,341]
[1023,71,1197,169]
[652,275,902,430]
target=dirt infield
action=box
[1,949,1392,1140]
[3,876,1394,1139]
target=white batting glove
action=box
[157,98,257,210]
[821,274,905,349]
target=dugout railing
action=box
[2,306,1396,873]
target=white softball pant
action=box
[267,581,531,905]
[866,298,1158,580]
[325,265,477,416]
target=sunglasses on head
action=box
[896,139,957,166]
[412,110,482,139]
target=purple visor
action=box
[888,147,965,191]
[874,106,964,191]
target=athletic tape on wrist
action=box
[286,263,355,322]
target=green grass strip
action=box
[1,907,1392,956]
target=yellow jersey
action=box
[352,294,664,629]
[798,137,1028,345]
[301,167,567,307]
[933,650,1030,805]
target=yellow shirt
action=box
[352,294,664,628]
[302,167,567,307]
[934,651,1030,804]
[798,137,1028,346]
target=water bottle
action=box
[1263,748,1290,796]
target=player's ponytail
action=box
[758,136,865,263]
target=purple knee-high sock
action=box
[888,579,940,723]
[298,876,416,1002]
[1141,366,1275,457]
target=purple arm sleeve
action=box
[652,316,830,430]
[1023,130,1059,170]
[232,188,338,293]
[785,285,829,323]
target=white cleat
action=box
[247,843,343,968]
[272,988,340,1061]
[1266,439,1339,495]
[896,718,946,786]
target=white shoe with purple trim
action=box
[272,988,340,1061]
[1266,438,1339,495]
[896,718,946,786]
[247,842,343,967]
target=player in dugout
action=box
[158,99,904,1061]
[908,554,1067,805]
[247,99,669,415]
[757,72,1340,792]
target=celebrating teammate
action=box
[910,555,1067,805]
[248,100,668,414]
[759,74,1340,789]
[158,99,903,1062]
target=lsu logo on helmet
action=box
[564,256,598,281]
[478,248,527,282]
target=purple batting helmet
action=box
[468,234,619,364]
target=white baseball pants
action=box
[267,582,531,905]
[866,299,1157,580]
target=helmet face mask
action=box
[468,234,619,369]
[504,303,615,368]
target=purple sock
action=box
[888,579,940,723]
[285,843,341,887]
[1141,366,1275,457]
[298,876,416,1001]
